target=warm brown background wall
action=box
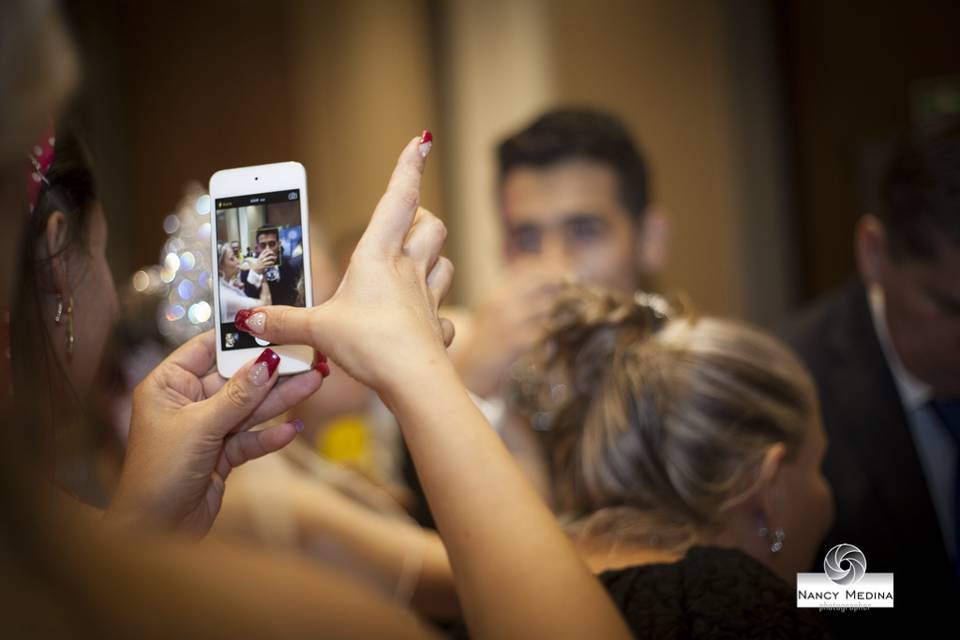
[778,0,960,299]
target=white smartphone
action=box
[209,161,314,377]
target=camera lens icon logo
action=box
[824,543,867,586]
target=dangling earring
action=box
[55,294,75,362]
[758,524,786,554]
[64,295,74,361]
[770,527,786,553]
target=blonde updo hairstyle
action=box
[511,287,816,552]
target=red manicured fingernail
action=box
[419,130,433,157]
[256,348,281,377]
[234,308,266,334]
[312,351,329,377]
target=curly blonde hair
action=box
[510,287,816,551]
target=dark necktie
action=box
[930,399,960,580]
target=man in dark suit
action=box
[243,225,303,307]
[783,122,960,633]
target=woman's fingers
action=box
[440,317,456,348]
[216,420,302,481]
[196,348,282,437]
[357,132,431,255]
[403,207,447,276]
[427,256,454,306]
[200,368,324,431]
[241,369,323,429]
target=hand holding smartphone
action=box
[209,162,314,377]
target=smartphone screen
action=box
[214,189,306,351]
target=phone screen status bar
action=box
[216,190,299,209]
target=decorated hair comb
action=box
[633,291,673,320]
[26,127,56,214]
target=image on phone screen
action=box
[214,190,305,351]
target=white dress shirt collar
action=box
[867,284,933,411]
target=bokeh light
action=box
[132,270,150,292]
[164,252,181,273]
[135,187,216,345]
[177,279,195,300]
[162,214,180,234]
[164,237,185,254]
[188,301,212,324]
[195,194,211,216]
[180,251,196,270]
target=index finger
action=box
[356,132,432,254]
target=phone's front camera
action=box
[254,176,259,181]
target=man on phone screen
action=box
[243,226,303,307]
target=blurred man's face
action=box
[499,159,641,293]
[881,237,960,396]
[257,232,279,255]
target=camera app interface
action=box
[215,190,305,350]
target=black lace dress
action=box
[598,546,831,639]
[446,545,830,639]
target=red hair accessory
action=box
[26,127,56,214]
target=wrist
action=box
[104,487,154,531]
[106,463,175,532]
[379,350,462,411]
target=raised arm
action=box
[234,134,631,640]
[258,279,272,306]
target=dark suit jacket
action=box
[243,254,303,307]
[782,281,957,634]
